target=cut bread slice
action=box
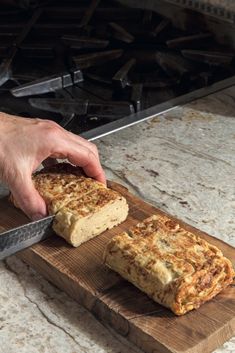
[10,163,129,247]
[53,187,129,247]
[33,163,129,247]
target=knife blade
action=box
[0,215,55,260]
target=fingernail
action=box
[32,213,44,221]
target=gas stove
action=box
[0,0,235,140]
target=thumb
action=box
[9,174,47,220]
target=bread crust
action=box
[33,171,105,214]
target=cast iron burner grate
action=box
[0,0,235,140]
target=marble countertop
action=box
[0,86,235,353]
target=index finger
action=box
[53,140,106,184]
[70,145,106,184]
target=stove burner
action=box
[112,58,136,89]
[11,69,83,96]
[0,0,235,140]
[29,97,135,119]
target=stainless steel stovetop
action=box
[0,0,235,141]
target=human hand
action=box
[0,112,106,220]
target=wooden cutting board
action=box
[0,181,234,353]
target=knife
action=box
[0,215,55,260]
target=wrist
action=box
[0,112,15,131]
[0,113,26,139]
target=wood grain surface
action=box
[0,181,234,353]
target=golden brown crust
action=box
[30,163,106,214]
[33,173,105,214]
[61,187,123,215]
[104,215,235,315]
[48,181,105,214]
[9,163,86,209]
